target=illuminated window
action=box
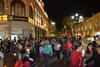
[11,0,25,16]
[29,6,33,18]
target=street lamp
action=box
[71,13,83,22]
[71,13,83,38]
[79,16,83,19]
[75,13,79,17]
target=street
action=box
[0,0,100,67]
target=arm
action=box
[50,45,53,54]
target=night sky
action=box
[43,0,100,29]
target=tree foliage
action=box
[62,16,74,33]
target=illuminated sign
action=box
[13,16,28,21]
[8,16,28,21]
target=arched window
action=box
[0,0,4,15]
[11,0,25,16]
[29,6,33,18]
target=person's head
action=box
[75,42,83,52]
[56,40,60,44]
[41,42,44,46]
[86,43,93,54]
[18,44,23,50]
[44,40,49,45]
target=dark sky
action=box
[43,0,100,29]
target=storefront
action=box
[0,15,36,40]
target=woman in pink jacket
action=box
[70,42,83,67]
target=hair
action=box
[86,43,93,54]
[74,42,82,50]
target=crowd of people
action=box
[0,36,100,67]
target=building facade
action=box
[0,0,50,40]
[74,13,100,37]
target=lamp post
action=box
[71,13,83,38]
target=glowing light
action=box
[28,18,34,24]
[14,53,17,56]
[71,16,75,19]
[0,15,8,21]
[51,22,55,25]
[75,13,79,17]
[79,16,83,19]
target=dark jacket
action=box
[93,52,100,67]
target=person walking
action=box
[70,42,83,67]
[93,41,100,67]
[43,40,53,67]
[64,41,73,62]
[85,43,94,67]
[54,41,61,62]
[39,41,44,61]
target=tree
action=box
[62,16,74,34]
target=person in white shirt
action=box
[54,41,61,61]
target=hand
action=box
[26,55,29,57]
